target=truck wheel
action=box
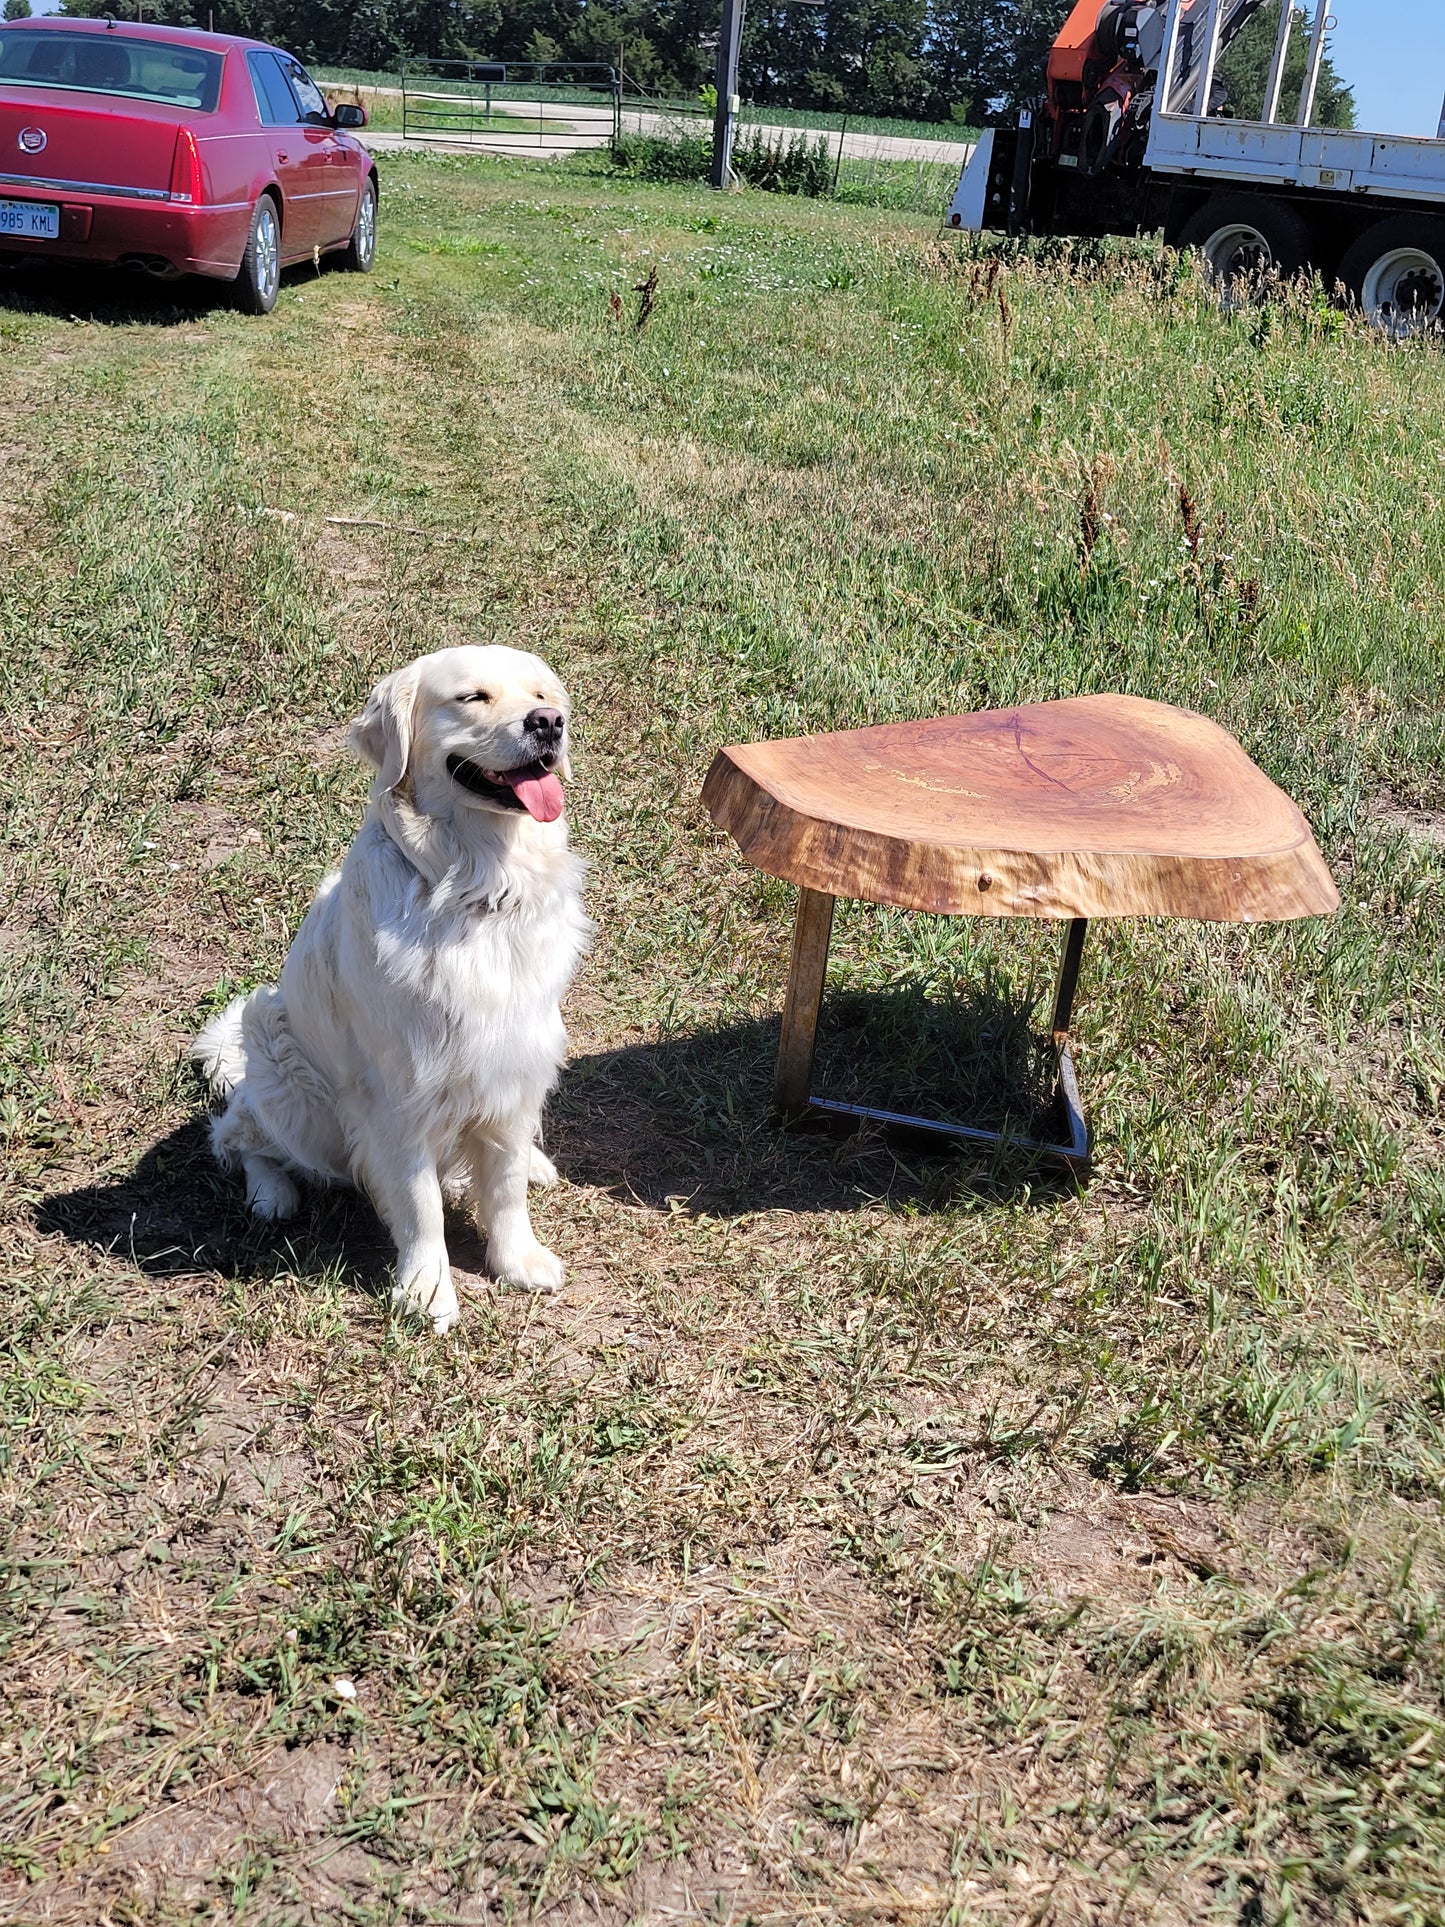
[1177,194,1310,294]
[1338,215,1445,335]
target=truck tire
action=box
[1177,194,1310,291]
[1338,215,1445,334]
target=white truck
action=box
[948,0,1445,328]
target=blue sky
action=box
[1330,1,1445,137]
[16,0,1445,138]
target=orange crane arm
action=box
[1047,0,1106,93]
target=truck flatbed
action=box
[947,0,1445,331]
[1147,112,1445,207]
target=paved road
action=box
[365,96,973,168]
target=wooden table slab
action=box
[702,695,1340,923]
[702,697,1340,1167]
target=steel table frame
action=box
[772,886,1091,1172]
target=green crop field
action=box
[2,151,1444,1925]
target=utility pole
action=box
[710,0,744,190]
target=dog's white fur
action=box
[192,644,590,1333]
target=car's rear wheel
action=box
[235,194,281,315]
[1178,193,1310,298]
[1339,215,1445,336]
[339,178,376,273]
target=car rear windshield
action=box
[0,31,223,112]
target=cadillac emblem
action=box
[18,127,47,154]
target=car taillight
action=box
[169,129,203,206]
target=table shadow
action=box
[552,985,1079,1218]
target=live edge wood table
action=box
[702,695,1339,1171]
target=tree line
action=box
[48,0,1353,129]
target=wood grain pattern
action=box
[702,696,1340,922]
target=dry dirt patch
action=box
[1375,801,1445,846]
[172,800,265,873]
[15,1743,385,1925]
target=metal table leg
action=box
[772,890,1092,1172]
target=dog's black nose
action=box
[524,706,565,743]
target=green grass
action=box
[614,126,963,215]
[1,151,1444,1924]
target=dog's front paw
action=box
[527,1147,559,1189]
[491,1241,565,1295]
[391,1262,461,1336]
[246,1164,299,1221]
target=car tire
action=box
[1177,193,1310,292]
[235,194,281,315]
[1338,214,1445,335]
[339,177,376,274]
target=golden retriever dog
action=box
[192,645,590,1334]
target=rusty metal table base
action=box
[772,888,1091,1173]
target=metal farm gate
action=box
[399,60,620,153]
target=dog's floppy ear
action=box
[349,665,420,792]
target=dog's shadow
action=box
[38,986,1077,1284]
[35,1114,407,1291]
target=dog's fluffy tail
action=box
[192,995,248,1100]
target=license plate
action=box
[0,199,59,240]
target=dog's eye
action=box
[456,691,491,705]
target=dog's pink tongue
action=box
[508,768,565,823]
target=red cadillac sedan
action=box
[0,17,376,312]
